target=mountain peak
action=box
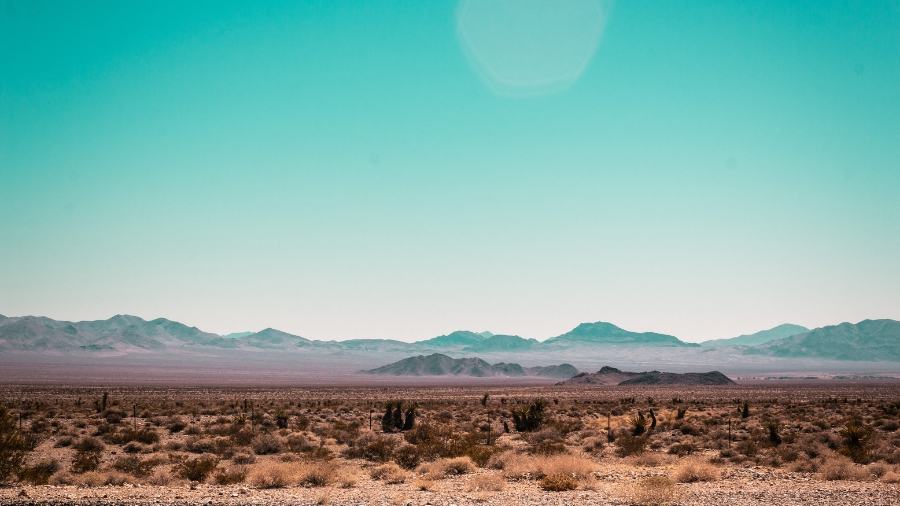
[545,321,697,347]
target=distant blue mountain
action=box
[701,324,809,347]
[544,321,699,347]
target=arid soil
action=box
[1,383,899,505]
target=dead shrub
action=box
[232,452,256,465]
[465,473,506,492]
[213,466,246,485]
[628,476,677,505]
[111,455,161,477]
[419,456,476,479]
[615,434,648,457]
[18,459,60,485]
[252,434,282,455]
[539,473,578,491]
[820,456,869,481]
[343,433,397,462]
[249,461,293,488]
[170,454,219,482]
[369,462,409,484]
[674,458,719,483]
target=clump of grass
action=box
[465,473,506,492]
[539,473,578,491]
[628,476,677,505]
[369,462,409,484]
[419,456,475,479]
[674,458,720,483]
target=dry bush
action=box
[370,462,409,484]
[146,468,174,486]
[498,453,596,480]
[343,433,397,462]
[413,477,437,490]
[465,473,506,492]
[170,454,219,483]
[615,434,648,457]
[630,453,664,467]
[674,458,720,483]
[419,456,476,479]
[213,466,247,485]
[232,452,256,465]
[74,471,131,487]
[48,471,76,486]
[627,476,677,506]
[252,434,283,455]
[18,459,60,485]
[249,461,294,488]
[297,460,357,488]
[881,471,900,483]
[820,456,870,481]
[540,473,579,491]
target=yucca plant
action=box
[630,411,648,436]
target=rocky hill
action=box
[359,353,579,378]
[557,366,735,386]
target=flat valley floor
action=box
[1,382,899,505]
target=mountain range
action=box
[360,353,580,378]
[1,313,899,364]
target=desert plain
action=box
[1,381,900,506]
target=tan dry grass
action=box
[498,452,596,480]
[369,462,410,484]
[674,458,720,483]
[465,473,506,492]
[418,456,475,479]
[626,476,678,506]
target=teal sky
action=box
[1,0,899,343]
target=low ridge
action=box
[557,366,735,386]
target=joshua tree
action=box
[393,401,404,431]
[402,405,416,431]
[741,402,750,419]
[481,394,489,407]
[766,421,782,446]
[511,399,547,432]
[648,409,657,431]
[630,411,647,436]
[381,402,395,433]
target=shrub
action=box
[674,459,720,483]
[369,462,409,484]
[171,455,219,482]
[71,439,103,475]
[465,473,506,492]
[248,462,292,489]
[343,433,396,462]
[668,442,696,457]
[628,476,676,505]
[54,436,74,448]
[232,452,256,465]
[18,459,60,485]
[252,434,282,455]
[0,405,29,483]
[419,456,476,479]
[615,434,648,457]
[540,473,579,491]
[213,467,246,485]
[820,456,869,481]
[111,455,160,477]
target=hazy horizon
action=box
[2,1,899,344]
